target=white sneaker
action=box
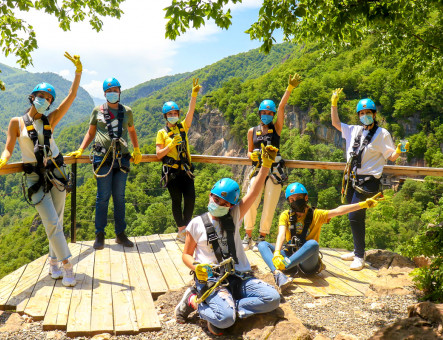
[176,229,186,243]
[350,257,365,271]
[341,252,355,261]
[62,263,76,287]
[49,262,63,279]
[242,234,253,251]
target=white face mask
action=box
[207,198,230,217]
[105,92,120,104]
[33,97,50,113]
[167,117,179,124]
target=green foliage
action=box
[399,191,443,302]
[164,1,443,78]
[0,0,125,87]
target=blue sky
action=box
[0,0,281,98]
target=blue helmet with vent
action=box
[285,182,308,199]
[259,100,276,113]
[31,83,56,102]
[103,77,121,92]
[162,101,180,115]
[356,98,376,113]
[210,178,240,205]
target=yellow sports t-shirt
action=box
[279,208,329,243]
[156,121,192,168]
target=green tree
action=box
[0,0,125,89]
[164,0,443,77]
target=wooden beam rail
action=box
[1,154,442,243]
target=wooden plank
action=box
[90,241,114,335]
[108,239,138,335]
[321,248,377,281]
[245,250,270,274]
[134,236,168,296]
[125,238,161,331]
[66,241,95,337]
[43,243,84,330]
[330,248,379,272]
[290,275,330,298]
[318,259,369,295]
[147,234,184,290]
[158,234,193,285]
[317,269,363,296]
[0,264,27,309]
[5,254,47,310]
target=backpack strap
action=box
[350,124,379,170]
[101,103,125,140]
[289,207,316,246]
[201,212,238,265]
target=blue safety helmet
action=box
[259,100,276,113]
[31,83,56,102]
[356,98,376,113]
[162,101,180,115]
[210,178,240,205]
[285,182,308,199]
[103,77,121,92]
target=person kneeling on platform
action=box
[174,144,281,336]
[258,182,384,291]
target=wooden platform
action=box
[0,234,378,335]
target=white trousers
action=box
[27,172,71,261]
[243,173,282,235]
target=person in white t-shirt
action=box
[330,89,409,270]
[174,145,281,336]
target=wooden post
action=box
[70,162,77,243]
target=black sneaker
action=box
[273,270,292,293]
[207,320,224,335]
[116,232,134,247]
[175,287,197,323]
[93,232,105,250]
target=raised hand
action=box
[261,144,278,168]
[287,73,302,91]
[64,52,82,73]
[331,88,343,106]
[191,78,201,97]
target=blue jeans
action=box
[94,155,129,235]
[346,176,380,258]
[195,277,280,329]
[258,240,319,274]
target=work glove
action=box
[358,192,384,209]
[132,147,142,165]
[191,78,201,97]
[261,144,278,168]
[272,251,286,271]
[287,73,302,92]
[0,157,7,170]
[167,134,182,149]
[250,150,260,162]
[395,142,410,154]
[64,52,82,73]
[66,148,84,158]
[331,88,343,107]
[195,263,213,282]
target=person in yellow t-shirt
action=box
[257,182,383,291]
[156,78,201,243]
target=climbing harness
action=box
[249,124,287,184]
[194,257,236,304]
[91,103,129,178]
[194,212,254,303]
[160,122,194,187]
[21,113,72,206]
[282,207,325,275]
[341,124,380,203]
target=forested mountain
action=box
[0,63,94,161]
[0,39,442,281]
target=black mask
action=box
[290,198,307,213]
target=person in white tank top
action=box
[0,52,83,287]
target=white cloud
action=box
[82,80,105,98]
[230,0,262,11]
[58,69,71,79]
